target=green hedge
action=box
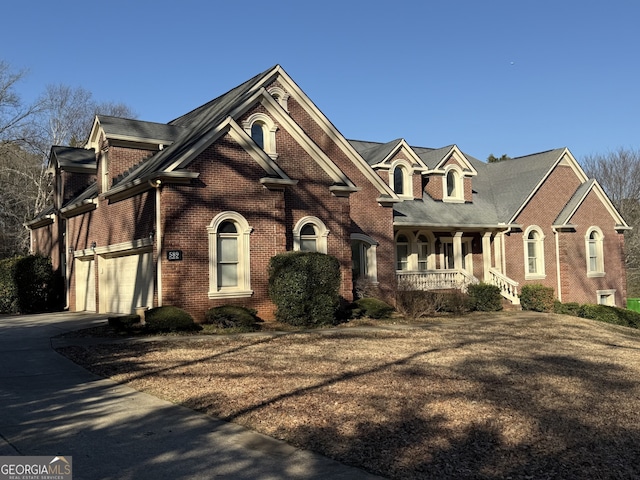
[467,283,503,312]
[353,297,394,319]
[205,305,259,329]
[268,251,341,326]
[0,255,62,314]
[577,304,640,329]
[144,306,200,333]
[520,284,555,312]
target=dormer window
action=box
[243,113,278,159]
[267,86,289,111]
[390,160,413,198]
[443,165,464,202]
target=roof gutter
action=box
[102,170,200,204]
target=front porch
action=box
[393,229,520,305]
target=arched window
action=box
[524,226,545,278]
[243,113,278,158]
[390,161,412,198]
[393,166,404,195]
[250,122,265,149]
[293,216,329,253]
[267,86,290,111]
[207,212,253,298]
[586,227,605,276]
[443,166,464,202]
[396,233,409,271]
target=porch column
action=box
[494,233,503,274]
[453,231,463,270]
[482,232,492,281]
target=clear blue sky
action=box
[2,0,639,162]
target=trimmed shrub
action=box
[554,301,581,316]
[443,289,474,315]
[205,305,259,329]
[467,283,503,312]
[268,251,341,326]
[353,297,394,319]
[0,255,62,314]
[144,306,200,333]
[396,289,472,319]
[520,284,555,312]
[578,304,640,329]
[108,314,141,332]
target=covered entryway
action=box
[99,247,154,314]
[75,256,96,312]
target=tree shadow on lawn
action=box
[59,325,640,479]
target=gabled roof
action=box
[554,179,630,231]
[49,146,96,172]
[484,148,570,222]
[98,116,186,144]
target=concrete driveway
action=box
[0,312,383,479]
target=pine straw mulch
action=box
[56,312,640,479]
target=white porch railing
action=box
[488,268,520,305]
[397,270,479,292]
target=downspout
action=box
[501,227,512,274]
[552,227,562,302]
[151,179,163,306]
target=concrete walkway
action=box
[0,312,384,479]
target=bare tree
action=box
[0,61,137,258]
[582,148,640,295]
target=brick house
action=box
[26,65,629,320]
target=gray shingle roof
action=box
[554,179,595,226]
[50,146,96,169]
[98,116,186,144]
[110,65,278,186]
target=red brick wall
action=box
[107,145,155,187]
[505,164,626,305]
[506,165,581,292]
[285,93,397,305]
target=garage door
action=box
[75,257,96,312]
[100,250,154,314]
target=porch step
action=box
[502,298,522,311]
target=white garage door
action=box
[100,250,154,314]
[75,257,96,312]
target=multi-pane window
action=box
[217,221,239,287]
[417,234,429,270]
[208,212,252,299]
[396,234,409,271]
[586,227,604,276]
[524,227,545,278]
[300,224,318,252]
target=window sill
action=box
[208,289,254,299]
[525,274,546,280]
[587,272,605,278]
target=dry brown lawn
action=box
[57,312,640,479]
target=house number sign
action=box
[167,250,183,261]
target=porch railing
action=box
[488,268,520,305]
[397,269,479,292]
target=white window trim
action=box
[267,86,290,112]
[293,216,329,253]
[416,230,436,270]
[390,160,413,199]
[523,226,546,279]
[243,113,278,159]
[585,226,605,277]
[394,230,413,271]
[442,165,464,203]
[596,289,616,306]
[351,233,379,284]
[207,211,253,299]
[100,150,110,193]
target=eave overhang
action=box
[24,215,55,229]
[60,199,98,218]
[102,170,200,204]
